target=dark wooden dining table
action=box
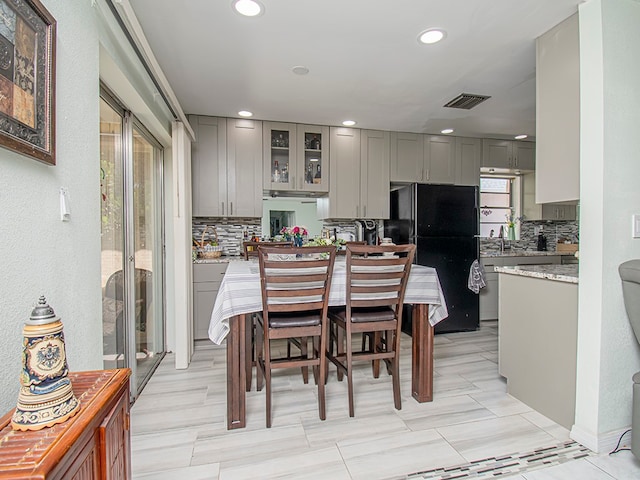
[208,259,449,429]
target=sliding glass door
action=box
[100,88,165,401]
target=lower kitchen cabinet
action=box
[0,369,131,480]
[193,263,228,341]
[479,255,563,320]
[479,260,499,321]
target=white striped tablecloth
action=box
[208,259,449,345]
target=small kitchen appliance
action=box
[537,233,548,251]
[356,219,378,245]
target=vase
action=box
[507,225,516,241]
[293,236,303,247]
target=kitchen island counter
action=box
[497,264,578,429]
[494,264,578,284]
[481,250,576,258]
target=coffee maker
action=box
[356,219,378,245]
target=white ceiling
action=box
[128,0,581,139]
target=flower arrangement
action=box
[280,225,308,238]
[504,209,521,241]
[280,225,308,247]
[505,209,521,229]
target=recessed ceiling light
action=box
[238,110,253,117]
[418,28,446,45]
[515,134,528,140]
[441,128,454,134]
[342,120,356,126]
[292,66,309,75]
[233,0,263,17]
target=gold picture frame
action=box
[0,0,56,165]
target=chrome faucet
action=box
[498,225,510,254]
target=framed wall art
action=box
[0,0,56,165]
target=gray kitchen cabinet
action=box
[191,115,227,217]
[390,131,423,182]
[541,204,577,221]
[263,122,329,193]
[522,172,577,221]
[482,139,535,170]
[479,255,562,320]
[263,121,296,191]
[424,135,456,184]
[536,13,579,203]
[226,118,263,217]
[193,263,227,341]
[191,116,262,218]
[318,127,361,219]
[389,132,455,184]
[455,137,481,186]
[479,258,500,321]
[360,129,390,219]
[513,142,535,170]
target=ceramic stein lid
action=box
[27,296,59,326]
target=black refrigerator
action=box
[384,183,480,334]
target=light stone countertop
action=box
[193,256,245,264]
[494,264,578,284]
[480,250,576,258]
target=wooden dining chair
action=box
[243,240,292,260]
[337,240,367,255]
[243,240,293,391]
[327,243,416,417]
[255,245,336,427]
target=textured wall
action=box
[0,0,101,413]
[574,0,640,451]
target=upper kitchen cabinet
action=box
[424,135,456,184]
[482,139,535,170]
[389,132,456,184]
[390,132,423,182]
[360,129,390,219]
[263,122,329,193]
[263,122,296,191]
[318,127,361,219]
[522,172,577,221]
[191,115,227,217]
[536,13,579,203]
[191,115,262,217]
[319,127,390,220]
[227,118,263,217]
[455,137,481,186]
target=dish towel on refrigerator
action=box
[468,259,486,294]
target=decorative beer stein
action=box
[12,296,80,431]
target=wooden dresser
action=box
[0,369,131,480]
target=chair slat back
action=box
[345,244,416,311]
[257,245,336,314]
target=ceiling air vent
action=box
[443,93,491,110]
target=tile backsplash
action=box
[194,217,578,256]
[192,218,261,256]
[480,220,578,253]
[192,218,370,256]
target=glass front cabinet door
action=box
[263,122,329,193]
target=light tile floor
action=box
[130,321,640,479]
